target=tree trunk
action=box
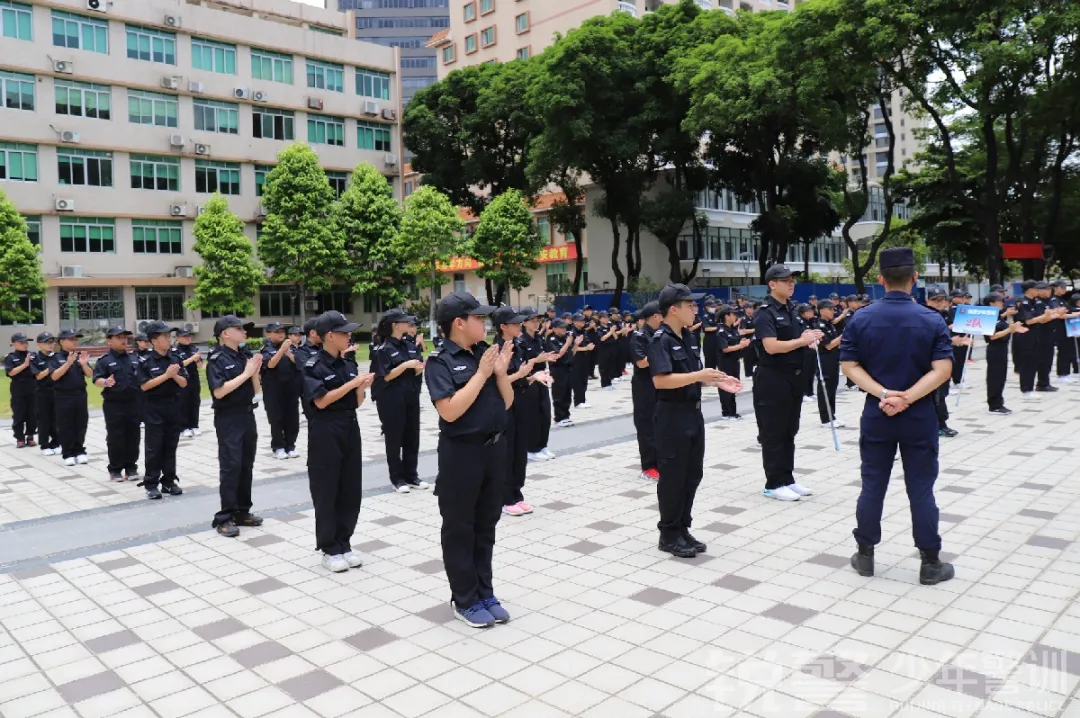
[570,231,585,294]
[298,283,306,324]
[663,238,681,283]
[609,216,624,308]
[803,242,810,279]
[484,277,495,306]
[428,263,437,333]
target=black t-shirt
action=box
[138,349,188,403]
[302,349,361,414]
[92,348,141,401]
[371,336,422,400]
[174,343,202,383]
[545,334,572,368]
[51,351,88,393]
[630,326,653,375]
[206,345,256,414]
[425,339,507,438]
[702,311,719,342]
[31,352,54,390]
[4,350,36,395]
[259,340,301,387]
[647,323,702,403]
[754,296,805,371]
[494,336,527,393]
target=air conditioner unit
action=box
[164,14,181,27]
[170,204,188,217]
[169,133,185,148]
[161,76,180,91]
[384,153,398,167]
[61,265,84,278]
[252,90,268,103]
[137,320,152,333]
[86,0,106,12]
[194,143,211,155]
[195,205,207,216]
[307,97,323,111]
[188,81,204,93]
[54,60,74,74]
[55,198,75,212]
[257,205,267,219]
[363,100,379,116]
[234,88,250,100]
[381,108,397,121]
[175,266,194,278]
[184,322,200,333]
[60,131,80,144]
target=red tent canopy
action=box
[1001,243,1045,260]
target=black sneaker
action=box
[234,513,263,527]
[216,521,239,538]
[1036,385,1059,392]
[988,407,1012,415]
[145,487,162,500]
[108,472,124,482]
[850,544,874,577]
[658,536,698,559]
[919,549,955,585]
[938,427,958,438]
[160,482,183,496]
[682,530,707,553]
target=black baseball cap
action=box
[638,301,661,320]
[927,288,947,299]
[572,313,585,321]
[561,312,572,319]
[797,304,814,314]
[764,264,795,282]
[989,284,1004,292]
[582,304,592,311]
[106,326,132,338]
[134,332,149,342]
[265,322,287,333]
[1021,279,1038,291]
[144,321,174,338]
[1035,281,1050,290]
[880,247,915,269]
[1050,279,1068,288]
[818,299,835,310]
[57,330,83,340]
[382,308,416,325]
[546,307,556,314]
[808,295,818,301]
[10,332,28,343]
[213,315,254,336]
[550,319,567,329]
[437,291,495,323]
[302,318,318,335]
[658,283,704,313]
[518,306,540,320]
[36,332,55,343]
[986,293,1004,303]
[287,326,302,335]
[829,293,839,300]
[315,311,361,336]
[175,328,194,337]
[491,306,525,327]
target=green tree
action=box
[396,186,465,330]
[469,190,544,306]
[258,143,345,322]
[0,189,45,324]
[842,219,928,279]
[188,194,262,316]
[335,163,408,325]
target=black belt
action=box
[658,399,701,409]
[455,431,503,445]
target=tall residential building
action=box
[0,0,402,347]
[338,0,449,105]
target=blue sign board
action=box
[952,305,999,336]
[1067,316,1080,338]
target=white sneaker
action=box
[322,554,349,573]
[557,419,574,427]
[64,457,76,467]
[274,449,287,460]
[286,450,299,459]
[802,396,814,403]
[396,484,411,493]
[541,448,556,460]
[192,428,202,436]
[527,452,549,462]
[182,429,193,438]
[789,483,814,497]
[578,402,592,409]
[42,448,55,456]
[823,419,846,429]
[763,486,801,501]
[410,480,431,490]
[76,454,88,465]
[342,551,363,568]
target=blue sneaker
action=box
[453,601,495,628]
[480,597,511,624]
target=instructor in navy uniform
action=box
[840,247,955,586]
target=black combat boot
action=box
[919,549,955,585]
[850,543,874,577]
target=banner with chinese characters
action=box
[952,305,1000,336]
[437,243,578,273]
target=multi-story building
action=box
[337,0,448,106]
[0,0,402,346]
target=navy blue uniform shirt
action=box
[174,343,202,382]
[4,350,36,395]
[545,334,572,368]
[371,336,422,400]
[647,324,702,403]
[31,352,54,390]
[754,296,804,370]
[425,340,507,438]
[206,345,256,413]
[137,349,188,402]
[51,351,88,393]
[259,340,300,387]
[92,348,141,401]
[302,349,361,413]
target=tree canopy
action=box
[189,194,262,316]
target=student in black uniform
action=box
[5,333,37,448]
[1014,280,1065,397]
[425,292,515,627]
[946,290,971,387]
[492,307,538,514]
[31,333,59,456]
[1050,280,1077,383]
[137,321,188,500]
[260,322,301,460]
[174,329,203,437]
[925,289,959,437]
[570,313,594,408]
[740,302,758,379]
[93,327,141,482]
[701,299,720,370]
[133,332,152,423]
[371,308,428,494]
[798,304,818,401]
[294,318,322,422]
[620,310,635,379]
[520,308,556,461]
[596,312,618,390]
[984,293,1025,415]
[813,300,844,428]
[303,311,373,572]
[207,316,263,538]
[630,302,661,481]
[545,319,574,427]
[50,330,91,466]
[718,306,750,420]
[649,284,741,558]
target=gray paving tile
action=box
[57,671,125,703]
[586,521,623,532]
[801,445,825,451]
[713,575,760,592]
[793,467,814,475]
[371,515,405,527]
[1048,446,1072,452]
[1018,482,1054,491]
[700,522,739,534]
[232,641,292,668]
[801,654,870,682]
[542,501,576,511]
[193,618,247,641]
[96,557,140,572]
[411,559,444,575]
[11,565,56,580]
[528,473,551,481]
[275,513,310,522]
[930,664,999,698]
[131,579,181,597]
[354,539,393,553]
[414,604,453,624]
[244,534,285,547]
[710,506,746,516]
[1018,509,1057,520]
[847,480,862,487]
[942,468,973,476]
[940,486,974,494]
[1027,535,1071,550]
[344,627,399,651]
[811,711,856,718]
[1024,644,1080,676]
[938,513,966,523]
[240,577,289,596]
[589,453,610,459]
[630,587,680,606]
[762,603,818,625]
[742,447,759,454]
[807,554,849,569]
[565,540,605,555]
[84,630,141,654]
[619,490,650,499]
[1012,451,1037,457]
[711,463,738,470]
[277,669,344,702]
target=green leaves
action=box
[189,194,262,316]
[336,163,407,305]
[396,186,464,289]
[470,190,544,294]
[0,188,45,325]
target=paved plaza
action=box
[2,356,1080,718]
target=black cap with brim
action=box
[927,288,947,299]
[315,311,361,336]
[106,326,132,338]
[986,293,1004,303]
[302,318,318,334]
[764,264,795,282]
[213,315,254,337]
[175,329,194,337]
[144,321,174,338]
[287,326,302,335]
[658,283,705,313]
[518,306,540,320]
[10,332,28,343]
[57,330,83,340]
[572,313,585,321]
[382,308,417,325]
[639,301,661,320]
[550,319,566,329]
[36,332,55,343]
[265,322,286,333]
[1021,279,1038,291]
[436,292,496,324]
[491,307,525,327]
[817,300,835,310]
[1035,281,1050,290]
[134,333,149,342]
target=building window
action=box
[192,37,237,74]
[52,10,108,54]
[453,273,465,293]
[404,180,414,196]
[401,57,437,69]
[0,296,43,325]
[55,80,110,119]
[58,148,112,187]
[59,288,123,335]
[516,46,530,61]
[259,286,299,317]
[60,217,115,253]
[130,154,180,191]
[356,69,391,100]
[357,121,392,152]
[195,160,241,195]
[128,89,178,128]
[251,48,293,84]
[307,59,344,92]
[253,107,294,141]
[22,215,40,245]
[0,142,36,182]
[464,2,475,21]
[1,1,34,41]
[133,220,182,254]
[480,0,494,14]
[136,288,185,321]
[537,216,551,245]
[126,25,176,65]
[315,288,352,314]
[464,34,477,54]
[308,115,345,146]
[481,26,495,47]
[326,170,348,198]
[442,44,456,64]
[255,165,273,196]
[875,151,890,167]
[1,70,33,111]
[515,13,529,33]
[545,262,571,293]
[193,98,239,134]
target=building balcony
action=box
[616,1,638,18]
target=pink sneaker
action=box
[516,501,533,514]
[502,504,525,516]
[640,468,660,481]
